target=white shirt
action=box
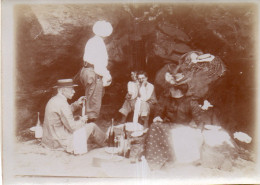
[83,35,108,72]
[128,81,139,99]
[139,82,154,102]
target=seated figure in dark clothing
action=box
[154,84,193,124]
[145,84,199,170]
[145,82,217,170]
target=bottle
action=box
[124,139,130,158]
[123,123,127,139]
[108,130,111,147]
[111,118,115,147]
[111,130,115,147]
[123,123,130,158]
[108,118,115,147]
[35,112,43,139]
[82,98,86,116]
[118,133,125,156]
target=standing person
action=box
[42,79,107,154]
[80,20,113,122]
[119,71,157,128]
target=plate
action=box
[131,131,143,137]
[125,122,144,132]
[104,147,119,154]
[204,125,221,130]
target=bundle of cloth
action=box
[155,51,226,99]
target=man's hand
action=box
[77,96,86,105]
[126,93,132,100]
[141,81,147,87]
[165,72,176,85]
[199,100,213,110]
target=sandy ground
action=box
[10,138,258,185]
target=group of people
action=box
[119,71,157,128]
[41,20,223,170]
[42,20,113,154]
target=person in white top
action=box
[119,71,139,123]
[79,21,113,122]
[119,71,157,128]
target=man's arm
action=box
[140,83,154,102]
[70,101,81,113]
[70,96,86,113]
[60,103,85,133]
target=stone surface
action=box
[158,22,191,42]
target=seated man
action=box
[119,71,157,128]
[42,79,107,154]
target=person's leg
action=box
[90,79,103,119]
[140,116,149,129]
[85,79,103,121]
[80,68,100,120]
[139,101,150,128]
[119,99,133,123]
[85,123,107,147]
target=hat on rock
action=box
[53,79,78,88]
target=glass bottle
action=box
[35,112,43,139]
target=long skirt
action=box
[145,122,174,170]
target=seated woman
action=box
[145,84,195,170]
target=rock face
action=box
[15,3,256,137]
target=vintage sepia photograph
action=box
[2,0,260,184]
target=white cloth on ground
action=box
[73,127,88,154]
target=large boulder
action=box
[169,124,239,171]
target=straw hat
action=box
[53,79,78,88]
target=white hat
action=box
[93,20,113,37]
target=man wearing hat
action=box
[42,79,107,154]
[79,20,113,122]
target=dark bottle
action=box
[123,123,127,139]
[123,123,130,158]
[108,130,112,147]
[125,146,130,158]
[110,118,115,147]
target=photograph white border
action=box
[2,0,260,184]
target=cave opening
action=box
[14,4,257,142]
